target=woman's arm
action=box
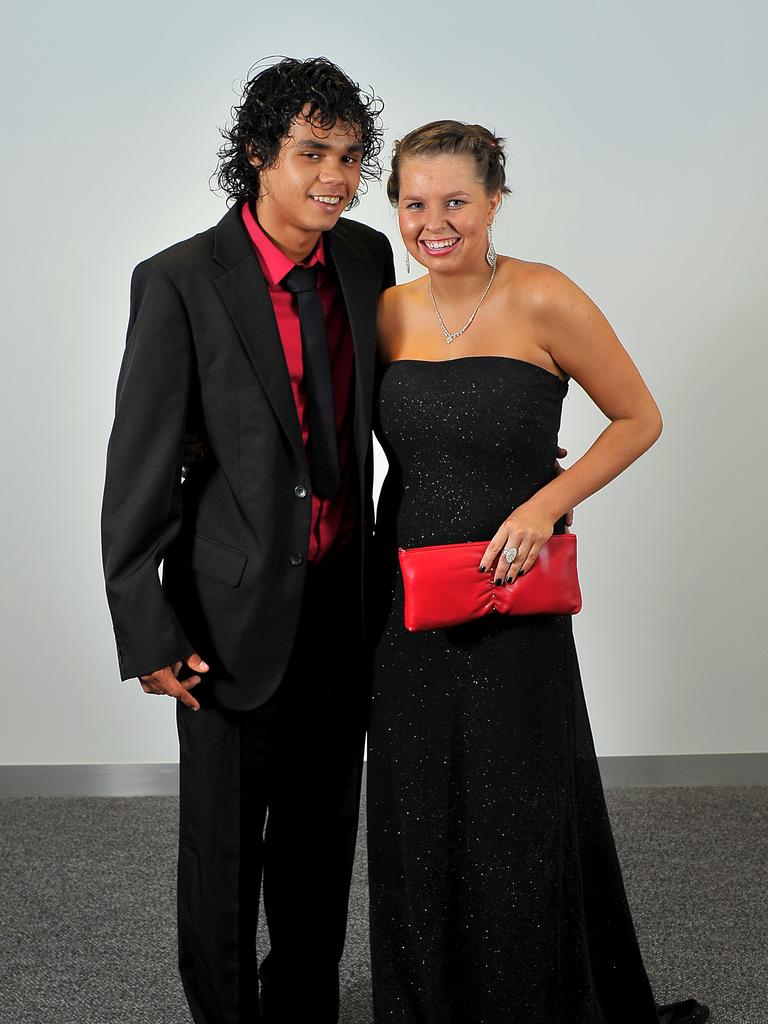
[530,264,662,520]
[480,265,662,580]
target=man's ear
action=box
[246,143,263,169]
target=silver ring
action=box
[503,546,518,564]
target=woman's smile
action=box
[419,235,462,256]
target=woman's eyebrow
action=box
[400,190,472,200]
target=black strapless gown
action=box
[367,358,706,1024]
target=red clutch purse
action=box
[398,534,582,632]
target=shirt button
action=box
[289,553,304,567]
[294,484,308,499]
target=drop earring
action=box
[486,224,497,269]
[405,249,411,274]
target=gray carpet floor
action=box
[1,785,765,1023]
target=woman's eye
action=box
[406,202,424,211]
[447,199,465,208]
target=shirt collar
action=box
[241,200,325,287]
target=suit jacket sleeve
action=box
[380,230,396,291]
[101,259,194,680]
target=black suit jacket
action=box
[101,201,395,710]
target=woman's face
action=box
[396,153,500,273]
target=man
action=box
[101,56,394,1024]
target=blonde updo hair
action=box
[387,120,511,205]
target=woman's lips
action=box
[419,237,461,256]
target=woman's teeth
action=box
[422,237,460,251]
[312,196,341,206]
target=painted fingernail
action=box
[519,569,525,576]
[494,578,502,586]
[479,565,486,572]
[505,575,512,583]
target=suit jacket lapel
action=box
[211,206,380,482]
[212,205,307,469]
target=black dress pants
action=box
[176,544,367,1024]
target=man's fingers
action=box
[170,682,201,711]
[143,666,179,686]
[186,652,209,673]
[138,665,201,706]
[138,660,205,710]
[139,679,166,695]
[159,676,201,711]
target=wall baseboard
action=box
[596,752,768,788]
[0,753,766,797]
[0,763,181,797]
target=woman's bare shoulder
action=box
[379,276,426,306]
[500,256,590,315]
[378,277,426,327]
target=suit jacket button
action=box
[289,553,304,566]
[294,484,308,499]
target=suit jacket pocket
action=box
[190,533,248,587]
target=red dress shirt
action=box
[241,202,357,563]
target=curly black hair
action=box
[215,56,385,209]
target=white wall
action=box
[1,0,765,764]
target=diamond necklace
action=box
[428,262,497,344]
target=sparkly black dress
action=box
[367,357,700,1024]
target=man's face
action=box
[251,109,364,240]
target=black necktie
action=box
[282,264,340,499]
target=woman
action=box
[367,120,708,1024]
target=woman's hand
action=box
[479,503,555,585]
[554,446,574,527]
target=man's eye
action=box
[302,152,321,159]
[343,155,360,165]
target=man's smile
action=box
[310,194,344,209]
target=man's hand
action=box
[139,653,209,711]
[554,446,574,528]
[181,432,209,482]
